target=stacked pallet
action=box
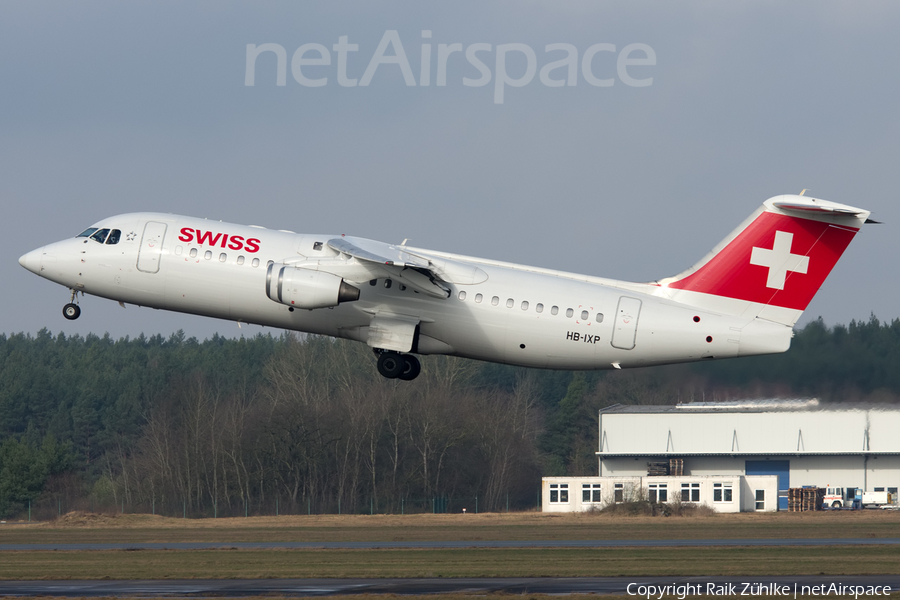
[788,487,825,512]
[669,458,684,476]
[647,461,669,476]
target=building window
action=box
[549,483,568,503]
[755,489,765,510]
[713,483,733,502]
[458,291,467,300]
[614,483,624,503]
[582,483,602,503]
[648,483,667,503]
[681,482,700,502]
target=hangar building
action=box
[542,400,900,512]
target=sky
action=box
[2,1,899,341]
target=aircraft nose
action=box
[18,248,43,275]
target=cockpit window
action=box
[89,228,111,244]
[106,229,121,245]
[77,228,98,238]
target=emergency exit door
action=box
[137,222,167,273]
[611,296,642,350]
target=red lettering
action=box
[178,227,194,243]
[220,234,229,248]
[196,230,223,246]
[245,238,261,253]
[228,235,244,251]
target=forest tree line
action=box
[1,315,900,519]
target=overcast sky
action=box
[2,1,898,341]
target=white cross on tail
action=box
[749,230,810,290]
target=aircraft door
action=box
[611,296,642,350]
[137,221,168,273]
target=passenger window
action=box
[219,253,227,262]
[237,256,245,265]
[475,293,483,303]
[596,313,604,323]
[551,306,559,315]
[252,258,260,267]
[190,248,198,258]
[400,284,407,291]
[175,246,183,256]
[90,228,110,243]
[106,229,121,245]
[581,310,589,320]
[77,228,98,238]
[313,241,323,251]
[491,296,499,306]
[458,291,467,300]
[369,279,377,286]
[566,308,574,318]
[521,301,529,310]
[536,303,543,313]
[204,251,212,260]
[385,279,393,289]
[506,298,514,308]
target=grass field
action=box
[1,509,899,544]
[1,511,899,581]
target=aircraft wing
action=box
[327,237,452,298]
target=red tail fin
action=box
[663,195,870,312]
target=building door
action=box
[746,460,789,510]
[611,296,642,350]
[137,221,167,273]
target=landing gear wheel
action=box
[63,303,81,320]
[377,351,405,379]
[398,354,421,381]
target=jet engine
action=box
[266,264,360,309]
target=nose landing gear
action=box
[376,351,421,381]
[63,289,81,320]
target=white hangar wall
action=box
[596,401,900,510]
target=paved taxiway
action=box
[2,537,900,550]
[1,576,899,597]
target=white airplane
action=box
[19,194,873,381]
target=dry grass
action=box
[1,510,898,545]
[2,546,900,580]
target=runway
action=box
[0,576,898,597]
[2,537,900,551]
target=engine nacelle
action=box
[266,264,360,309]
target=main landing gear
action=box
[62,289,81,320]
[376,350,421,381]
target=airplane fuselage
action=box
[22,211,790,371]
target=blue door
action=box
[745,460,790,510]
